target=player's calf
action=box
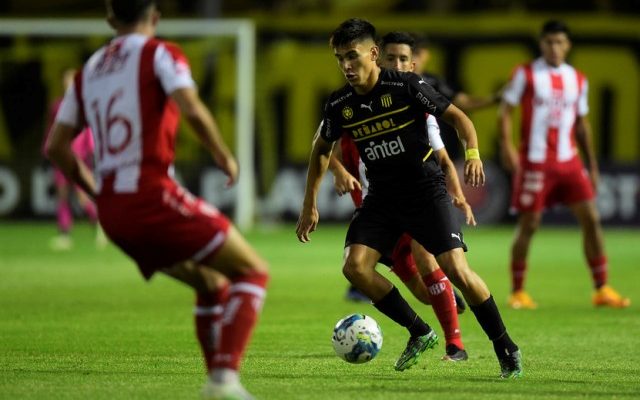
[469,295,522,378]
[195,285,230,372]
[213,270,269,371]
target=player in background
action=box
[413,34,501,112]
[43,68,105,251]
[499,20,630,310]
[329,31,474,362]
[45,2,268,399]
[297,18,522,378]
[412,34,502,159]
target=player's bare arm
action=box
[45,122,97,199]
[296,132,333,243]
[453,91,500,112]
[574,115,600,189]
[498,101,520,174]
[435,148,476,226]
[440,104,485,187]
[171,87,238,186]
[328,139,362,196]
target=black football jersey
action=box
[420,72,458,101]
[320,68,451,196]
[421,72,462,160]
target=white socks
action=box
[210,368,239,384]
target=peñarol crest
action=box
[342,106,353,120]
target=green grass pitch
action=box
[1,222,639,399]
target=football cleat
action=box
[508,290,537,310]
[394,330,438,371]
[201,380,255,400]
[49,234,73,251]
[441,344,468,362]
[498,349,523,379]
[453,289,467,314]
[593,285,630,308]
[345,286,370,303]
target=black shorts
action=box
[345,185,466,258]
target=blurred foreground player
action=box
[45,1,269,399]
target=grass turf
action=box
[0,222,638,399]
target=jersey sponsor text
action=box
[363,136,406,161]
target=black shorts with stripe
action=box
[345,183,467,258]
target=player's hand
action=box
[333,170,362,196]
[296,206,319,243]
[464,159,485,187]
[493,84,507,104]
[453,197,476,226]
[214,152,239,187]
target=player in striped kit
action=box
[45,1,268,399]
[498,20,630,309]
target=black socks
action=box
[470,295,519,356]
[374,286,431,337]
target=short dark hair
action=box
[107,0,156,24]
[329,18,376,48]
[380,31,416,55]
[411,33,430,51]
[541,20,571,38]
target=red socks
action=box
[511,256,608,291]
[195,284,230,372]
[57,202,72,233]
[511,260,527,292]
[213,272,269,371]
[423,269,463,349]
[588,255,608,289]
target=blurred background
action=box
[0,0,638,229]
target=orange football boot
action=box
[508,290,538,310]
[593,285,631,308]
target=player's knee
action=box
[250,269,270,288]
[249,256,270,275]
[342,257,367,282]
[198,266,229,293]
[436,253,471,289]
[583,208,601,229]
[247,258,270,284]
[520,218,540,236]
[413,253,438,274]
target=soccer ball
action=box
[332,313,383,363]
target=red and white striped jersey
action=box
[503,57,588,164]
[55,33,195,196]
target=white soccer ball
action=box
[332,313,383,363]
